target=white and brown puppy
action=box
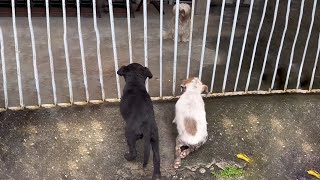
[163,3,191,42]
[173,77,209,169]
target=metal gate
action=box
[0,0,319,111]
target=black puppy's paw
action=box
[152,173,161,180]
[124,153,136,161]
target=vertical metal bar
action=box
[93,0,105,100]
[172,0,180,96]
[245,0,268,92]
[297,0,317,89]
[309,33,320,91]
[284,0,305,90]
[210,0,226,93]
[222,0,240,93]
[186,0,195,79]
[126,0,133,64]
[62,0,73,103]
[45,0,57,105]
[27,0,41,106]
[271,0,291,90]
[143,0,149,92]
[160,0,163,97]
[257,0,279,91]
[11,0,24,107]
[198,0,211,80]
[234,0,254,91]
[0,27,8,109]
[108,0,121,99]
[76,0,89,102]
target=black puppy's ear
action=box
[117,66,127,76]
[144,67,153,79]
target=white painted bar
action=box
[126,0,133,63]
[284,0,305,90]
[245,0,268,92]
[160,0,164,97]
[309,33,320,91]
[0,27,8,109]
[45,0,57,105]
[143,0,149,92]
[257,0,279,91]
[234,0,254,91]
[76,0,89,101]
[27,0,41,106]
[108,0,121,99]
[198,0,211,80]
[93,0,105,100]
[271,0,292,90]
[210,0,226,93]
[62,0,74,103]
[186,0,195,79]
[11,0,24,107]
[3,88,320,112]
[172,0,180,96]
[297,0,317,89]
[222,0,240,93]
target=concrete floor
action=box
[0,1,319,107]
[0,94,319,179]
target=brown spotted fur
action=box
[184,117,197,136]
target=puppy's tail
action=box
[150,129,161,179]
[143,128,161,179]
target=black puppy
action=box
[117,63,161,179]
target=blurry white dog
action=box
[163,3,191,42]
[173,77,208,169]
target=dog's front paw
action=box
[152,173,161,180]
[143,162,148,168]
[124,153,136,161]
[180,150,189,159]
[173,159,181,169]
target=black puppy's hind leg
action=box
[151,132,161,179]
[143,133,151,168]
[124,129,137,161]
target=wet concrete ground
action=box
[0,94,319,179]
[0,1,319,107]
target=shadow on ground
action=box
[0,94,319,179]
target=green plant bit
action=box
[212,165,244,178]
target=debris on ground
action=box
[236,153,251,163]
[199,168,206,174]
[307,170,320,179]
[215,160,246,170]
